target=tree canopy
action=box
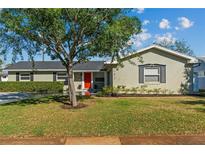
[154,39,194,56]
[0,9,141,106]
[0,9,141,63]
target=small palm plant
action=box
[161,89,168,95]
[153,88,161,94]
[140,85,147,94]
[147,89,153,94]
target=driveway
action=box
[0,93,30,105]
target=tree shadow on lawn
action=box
[178,99,205,112]
[0,95,93,107]
[179,100,205,105]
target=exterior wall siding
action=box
[34,71,54,81]
[8,72,17,81]
[112,48,189,94]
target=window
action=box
[57,72,67,81]
[20,73,30,81]
[74,72,82,81]
[95,77,104,82]
[144,67,160,83]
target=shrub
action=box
[168,90,175,95]
[153,88,161,94]
[147,89,153,94]
[199,89,205,96]
[100,86,113,96]
[132,87,139,94]
[0,82,64,93]
[97,85,177,97]
[199,89,205,92]
[139,85,147,94]
[161,89,169,94]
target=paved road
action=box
[0,93,30,104]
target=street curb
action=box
[1,136,205,145]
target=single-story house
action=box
[5,45,199,94]
[193,57,205,92]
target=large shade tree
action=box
[154,39,194,56]
[0,9,141,107]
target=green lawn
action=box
[0,96,205,137]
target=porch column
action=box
[91,72,94,89]
[104,71,107,87]
[82,72,84,90]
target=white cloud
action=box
[155,33,176,45]
[159,18,171,29]
[178,17,194,29]
[132,29,152,47]
[142,20,150,26]
[136,8,144,14]
[175,26,179,30]
[131,8,145,14]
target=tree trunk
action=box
[67,63,78,107]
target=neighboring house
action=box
[193,57,205,92]
[0,70,8,82]
[5,45,198,94]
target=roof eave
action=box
[107,44,198,64]
[6,69,103,72]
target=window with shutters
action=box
[144,66,160,83]
[20,73,30,81]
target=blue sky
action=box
[128,8,205,57]
[2,8,205,64]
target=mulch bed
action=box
[61,103,88,109]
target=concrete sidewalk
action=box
[1,136,205,145]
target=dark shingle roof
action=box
[6,61,105,71]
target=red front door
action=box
[84,72,91,89]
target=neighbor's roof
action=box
[6,61,105,71]
[198,57,205,63]
[106,45,198,64]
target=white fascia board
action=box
[105,44,198,64]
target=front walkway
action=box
[1,136,205,145]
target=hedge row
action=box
[0,82,64,93]
[199,89,205,92]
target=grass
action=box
[1,96,205,137]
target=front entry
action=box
[84,72,91,89]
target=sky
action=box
[2,8,205,65]
[128,8,205,57]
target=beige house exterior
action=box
[5,45,198,94]
[108,45,198,94]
